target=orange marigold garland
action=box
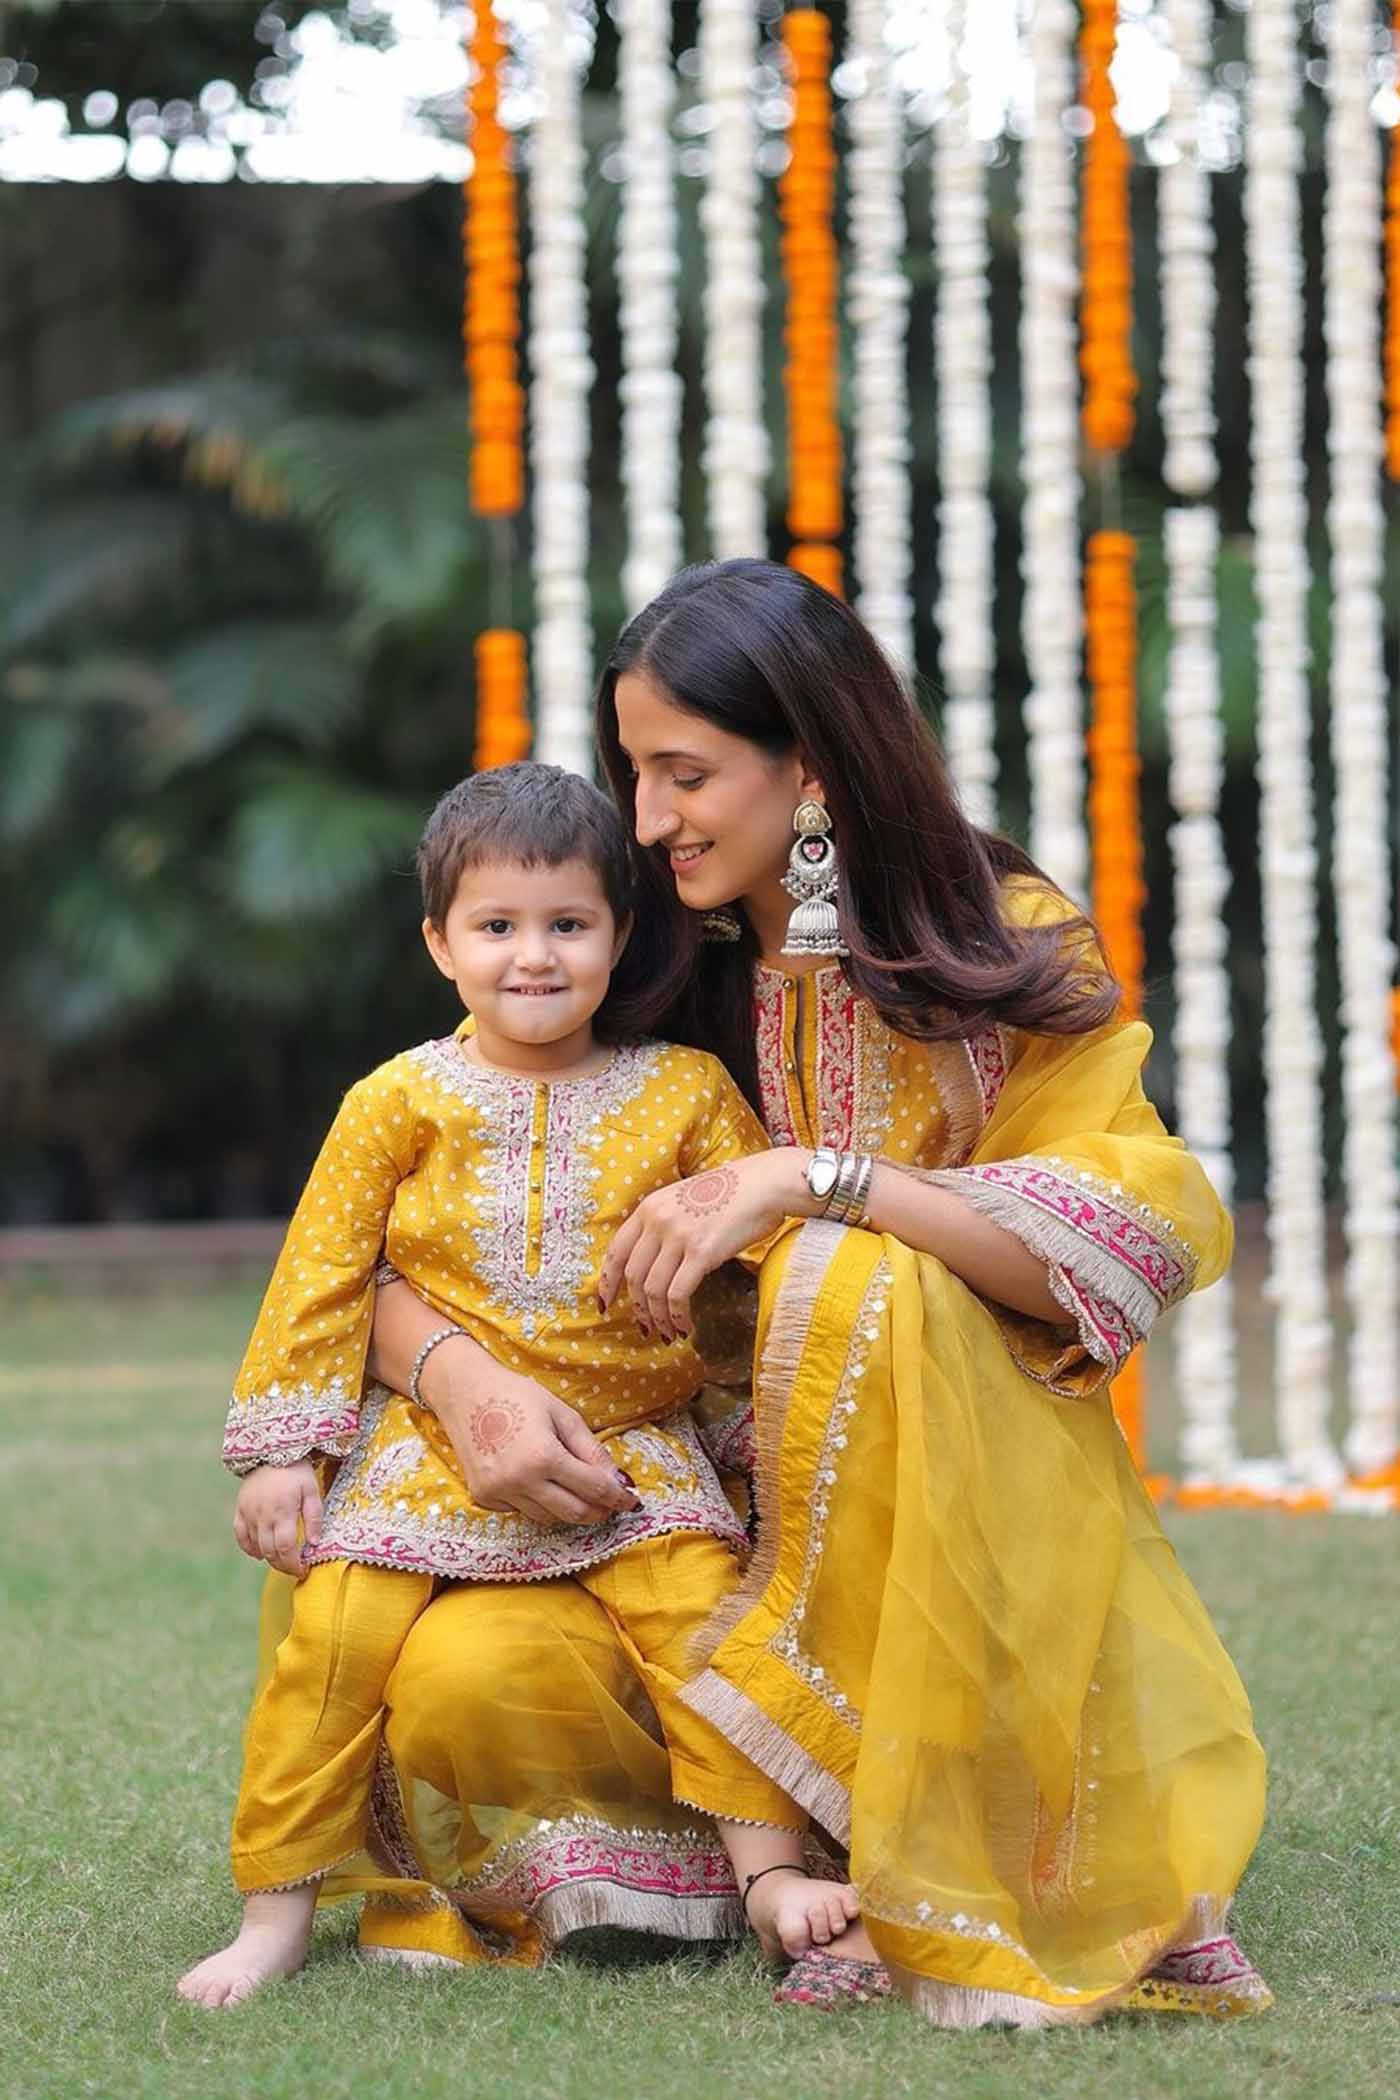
[1079,4,1147,1472]
[473,629,531,770]
[1086,531,1145,1011]
[1086,529,1149,1469]
[780,5,843,596]
[1080,0,1136,456]
[464,0,529,769]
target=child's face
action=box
[422,856,628,1061]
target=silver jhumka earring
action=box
[699,907,742,943]
[780,800,847,958]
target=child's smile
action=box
[422,855,631,1078]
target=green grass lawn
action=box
[3,1281,1398,2100]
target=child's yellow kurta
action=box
[224,1031,771,1579]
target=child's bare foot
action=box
[177,1885,318,2009]
[744,1870,861,1961]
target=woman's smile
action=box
[669,842,713,872]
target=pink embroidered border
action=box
[962,1027,1008,1127]
[960,1158,1192,1307]
[307,1500,746,1584]
[1048,1267,1137,1372]
[697,1397,757,1479]
[222,1398,359,1475]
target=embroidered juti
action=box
[228,1031,799,1894]
[269,888,1270,2019]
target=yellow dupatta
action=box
[682,1003,1266,2026]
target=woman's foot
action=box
[744,1869,862,1961]
[177,1885,318,2009]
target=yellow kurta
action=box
[225,1029,772,1579]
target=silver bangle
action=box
[827,1152,874,1227]
[826,1151,859,1223]
[844,1152,875,1227]
[408,1324,466,1408]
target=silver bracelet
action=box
[825,1151,859,1223]
[827,1151,874,1227]
[408,1324,466,1408]
[844,1152,875,1227]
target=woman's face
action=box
[613,671,815,912]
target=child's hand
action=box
[233,1461,324,1578]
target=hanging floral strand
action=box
[1080,0,1136,454]
[1159,0,1239,1497]
[1080,0,1147,1473]
[933,0,997,829]
[1324,0,1398,1492]
[530,0,595,776]
[617,0,683,616]
[700,0,768,560]
[1246,0,1337,1493]
[845,0,915,673]
[1085,526,1148,1469]
[1018,0,1086,899]
[464,0,529,769]
[780,4,843,598]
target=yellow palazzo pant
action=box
[234,1531,797,1896]
[240,1231,1268,2022]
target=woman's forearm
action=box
[862,1166,1065,1325]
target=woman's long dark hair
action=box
[596,558,1119,1111]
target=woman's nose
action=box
[634,783,679,848]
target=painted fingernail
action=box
[615,1469,637,1488]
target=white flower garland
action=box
[529,0,595,776]
[1245,0,1337,1489]
[1159,0,1238,1485]
[932,0,997,828]
[699,0,768,560]
[846,0,914,675]
[1324,0,1399,1478]
[1017,0,1086,901]
[616,0,683,616]
[1164,513,1240,1483]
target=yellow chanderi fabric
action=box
[241,882,1267,2017]
[236,1535,795,1896]
[679,992,1268,2027]
[223,1031,779,1584]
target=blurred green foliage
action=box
[0,0,1393,1220]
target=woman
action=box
[293,560,1269,2025]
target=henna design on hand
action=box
[467,1396,526,1456]
[677,1166,739,1216]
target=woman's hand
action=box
[433,1361,643,1529]
[371,1282,639,1529]
[233,1460,323,1578]
[599,1149,812,1343]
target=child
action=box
[178,763,858,2008]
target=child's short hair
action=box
[418,762,635,930]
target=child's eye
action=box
[554,917,585,934]
[481,919,511,935]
